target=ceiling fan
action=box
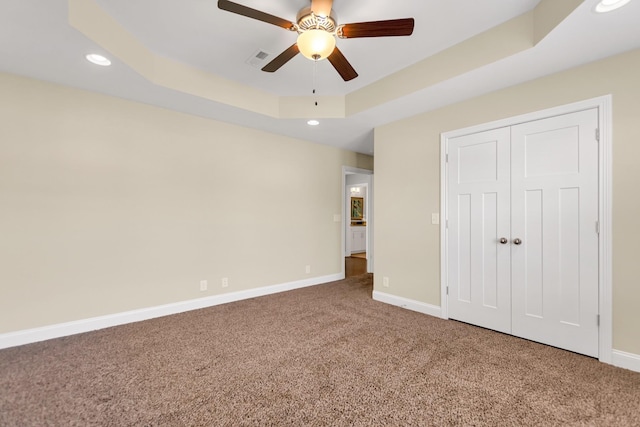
[218,0,415,81]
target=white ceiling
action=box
[1,0,639,154]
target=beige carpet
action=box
[1,274,639,426]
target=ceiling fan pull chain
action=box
[313,59,318,107]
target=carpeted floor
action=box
[1,274,639,426]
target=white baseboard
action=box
[0,273,343,350]
[611,349,640,373]
[373,290,443,318]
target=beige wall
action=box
[374,48,640,355]
[0,73,372,334]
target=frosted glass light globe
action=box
[297,29,336,60]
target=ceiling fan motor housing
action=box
[296,7,337,33]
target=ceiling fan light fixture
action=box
[217,0,414,81]
[297,29,336,60]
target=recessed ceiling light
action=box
[307,120,320,126]
[594,0,631,13]
[85,54,111,66]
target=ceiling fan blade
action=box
[339,18,415,38]
[327,47,358,81]
[310,0,333,17]
[262,44,300,72]
[218,0,294,30]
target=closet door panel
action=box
[510,109,599,357]
[447,127,511,333]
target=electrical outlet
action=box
[200,280,208,291]
[383,277,390,287]
[221,277,229,288]
[305,265,311,274]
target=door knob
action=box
[513,238,522,245]
[499,237,508,244]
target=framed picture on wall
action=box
[351,197,364,220]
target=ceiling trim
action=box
[534,0,583,44]
[68,0,279,117]
[68,0,581,121]
[346,12,535,116]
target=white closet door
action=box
[447,128,512,333]
[510,109,599,357]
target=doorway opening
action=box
[343,167,373,278]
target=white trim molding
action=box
[612,350,640,373]
[440,95,613,365]
[0,273,343,350]
[373,291,443,318]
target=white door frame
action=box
[440,95,613,364]
[343,166,374,275]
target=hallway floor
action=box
[345,253,367,277]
